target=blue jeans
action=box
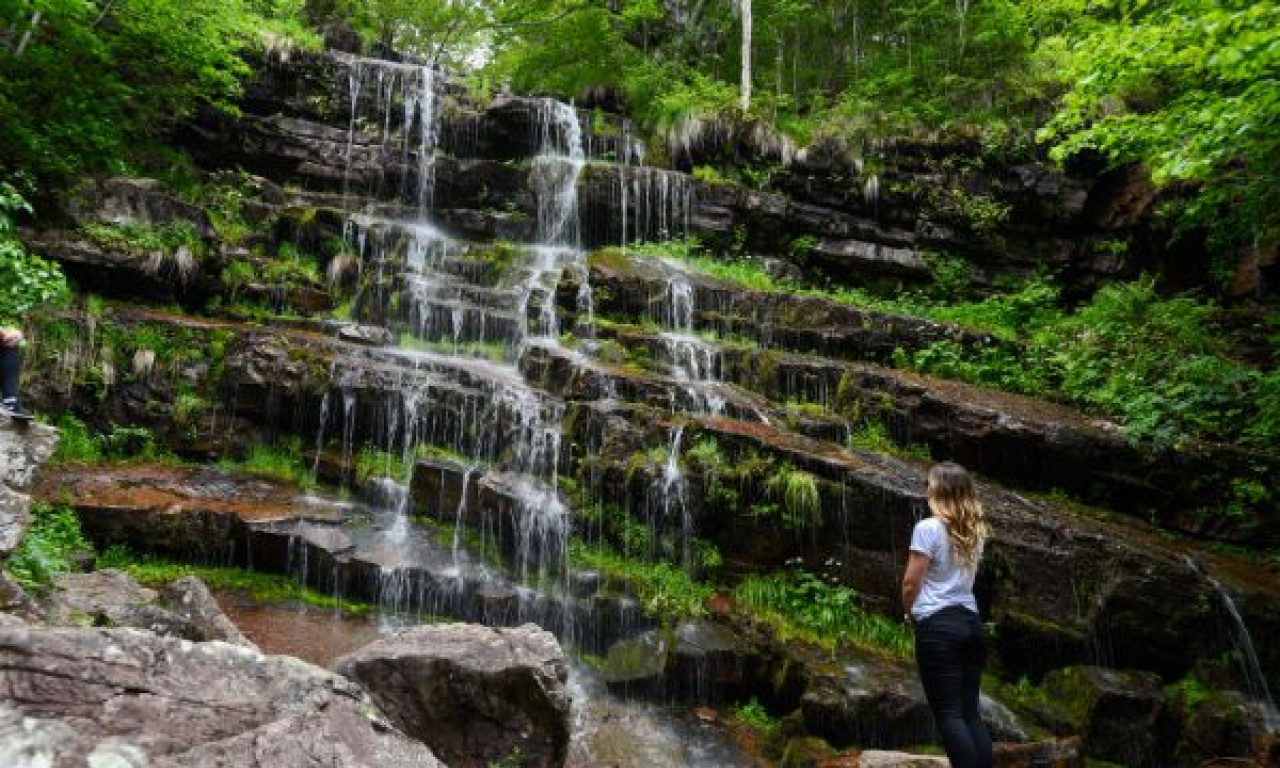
[914,605,992,768]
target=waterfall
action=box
[336,55,440,213]
[659,426,693,570]
[532,99,585,247]
[1185,556,1279,727]
[656,263,725,414]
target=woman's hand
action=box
[0,328,23,346]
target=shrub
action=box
[8,503,92,591]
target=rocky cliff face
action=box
[172,50,1175,298]
[13,43,1280,768]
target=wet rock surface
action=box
[0,419,58,558]
[1040,666,1171,768]
[0,625,447,768]
[337,622,571,768]
[10,40,1279,768]
[601,619,750,703]
[48,569,256,648]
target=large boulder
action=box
[801,670,1026,750]
[0,418,58,558]
[337,622,571,768]
[48,569,256,648]
[601,619,750,703]
[0,625,447,768]
[1041,665,1171,768]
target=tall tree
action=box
[739,0,752,110]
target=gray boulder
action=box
[337,622,571,768]
[0,625,447,768]
[49,569,256,648]
[0,419,59,558]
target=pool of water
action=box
[213,591,755,768]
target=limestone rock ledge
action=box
[0,625,448,768]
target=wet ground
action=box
[213,591,754,768]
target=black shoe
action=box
[0,398,33,423]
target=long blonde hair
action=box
[926,462,988,569]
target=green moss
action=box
[97,546,372,614]
[764,464,822,530]
[847,420,932,461]
[81,220,206,258]
[218,437,315,488]
[570,538,712,620]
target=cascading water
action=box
[655,262,726,415]
[1185,557,1279,728]
[315,69,596,638]
[338,55,440,214]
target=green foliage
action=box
[356,446,413,483]
[81,220,205,257]
[764,465,821,530]
[685,437,724,471]
[171,391,210,430]
[735,570,913,657]
[100,425,164,460]
[8,503,92,592]
[219,437,315,488]
[0,182,69,324]
[97,545,371,613]
[895,277,1278,453]
[570,539,712,619]
[49,415,174,464]
[0,0,313,186]
[847,420,932,461]
[50,413,102,463]
[1039,0,1280,268]
[730,697,778,730]
[1042,278,1266,449]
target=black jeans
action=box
[914,605,992,768]
[0,343,19,403]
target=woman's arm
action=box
[901,551,931,619]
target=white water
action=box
[1184,556,1279,729]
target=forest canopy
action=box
[1,0,1276,264]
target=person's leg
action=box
[960,611,993,768]
[915,610,979,768]
[0,342,20,404]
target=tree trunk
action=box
[15,11,41,57]
[740,0,752,111]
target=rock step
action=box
[591,319,1279,544]
[34,462,651,655]
[555,400,1280,689]
[24,309,1280,695]
[0,625,448,767]
[574,249,1004,366]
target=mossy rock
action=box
[780,736,835,768]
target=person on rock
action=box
[902,461,992,768]
[0,326,33,422]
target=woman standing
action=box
[901,462,991,768]
[0,327,31,422]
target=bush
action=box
[8,503,92,591]
[0,182,69,324]
[735,570,913,657]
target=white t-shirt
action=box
[909,516,979,621]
